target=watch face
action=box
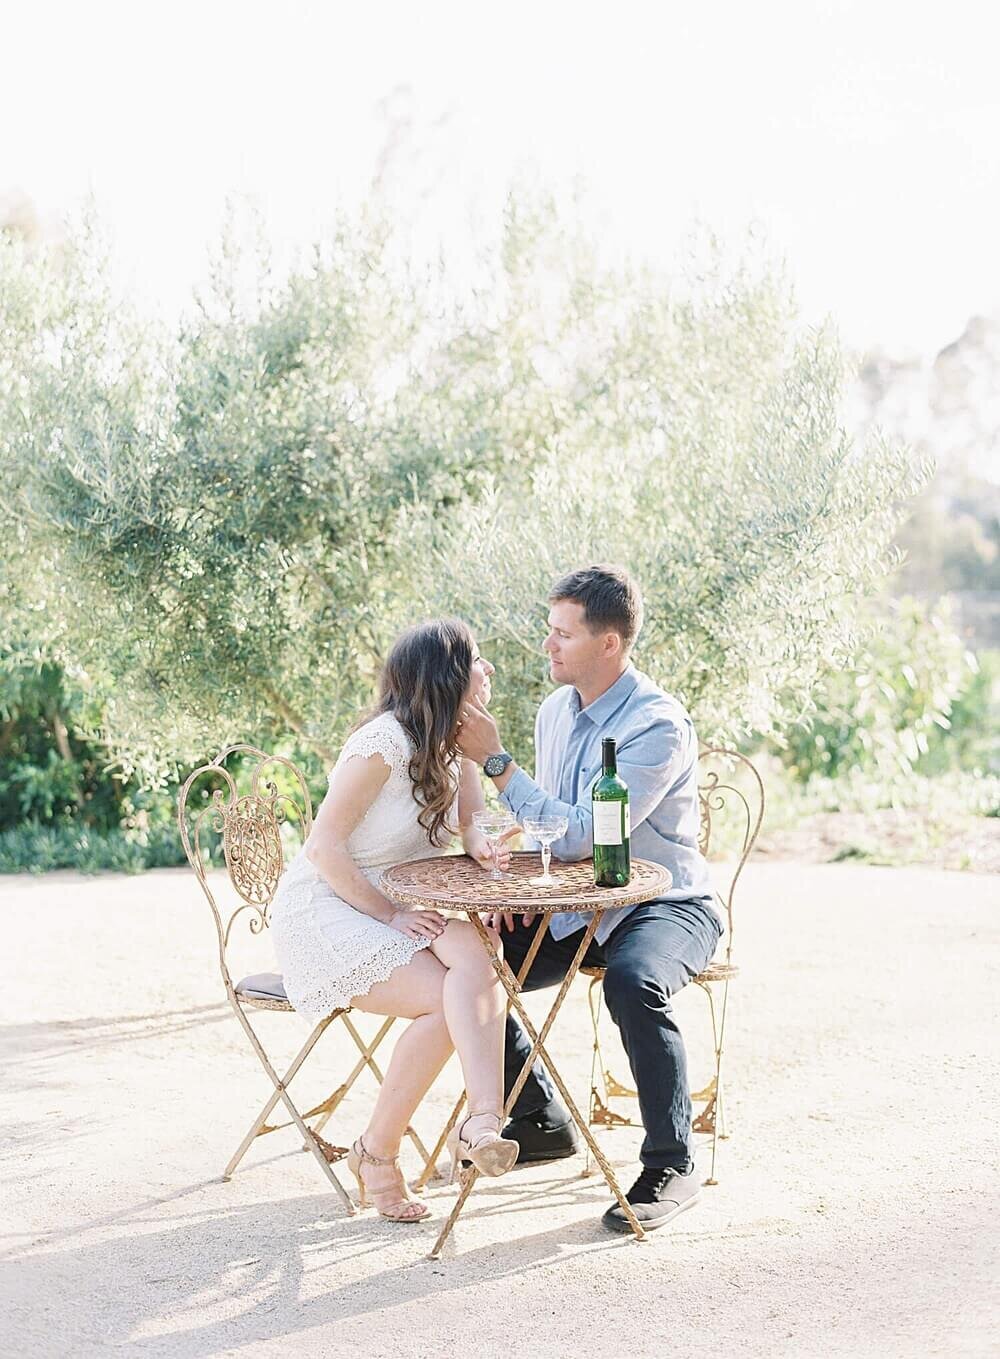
[484,753,510,777]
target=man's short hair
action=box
[549,565,644,651]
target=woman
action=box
[269,618,518,1223]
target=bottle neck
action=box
[601,740,617,776]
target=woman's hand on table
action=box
[389,908,447,941]
[464,825,519,875]
[466,821,533,931]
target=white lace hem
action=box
[285,930,432,1023]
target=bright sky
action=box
[4,0,999,354]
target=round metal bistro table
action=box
[381,850,672,1257]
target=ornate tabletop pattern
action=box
[381,851,671,913]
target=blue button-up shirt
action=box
[500,666,715,943]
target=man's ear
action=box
[603,631,622,659]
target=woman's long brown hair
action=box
[355,618,474,846]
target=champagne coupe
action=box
[523,815,569,886]
[472,809,515,880]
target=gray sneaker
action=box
[601,1163,701,1233]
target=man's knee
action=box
[602,960,669,1021]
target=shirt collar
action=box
[570,665,639,726]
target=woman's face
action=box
[465,642,495,706]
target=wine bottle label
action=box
[624,803,631,839]
[593,800,625,846]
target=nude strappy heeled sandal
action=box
[446,1110,520,1182]
[346,1137,430,1222]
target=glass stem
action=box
[541,843,551,879]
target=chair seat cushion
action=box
[696,962,739,983]
[579,962,740,984]
[235,972,291,1008]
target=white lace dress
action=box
[269,712,455,1023]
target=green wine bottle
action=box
[592,737,631,887]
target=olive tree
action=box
[0,199,923,783]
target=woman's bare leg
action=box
[429,920,506,1136]
[347,922,508,1179]
[349,948,452,1159]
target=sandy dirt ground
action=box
[3,862,997,1359]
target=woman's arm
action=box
[305,754,444,941]
[458,756,515,872]
[458,756,487,830]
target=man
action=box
[456,564,721,1232]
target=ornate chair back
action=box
[176,744,313,1000]
[697,746,766,974]
[176,742,435,1203]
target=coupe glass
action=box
[472,809,516,880]
[523,815,569,886]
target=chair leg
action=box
[413,1087,467,1185]
[414,1091,467,1190]
[704,979,731,1186]
[230,1004,357,1214]
[717,1075,728,1140]
[706,1056,722,1186]
[300,1015,395,1147]
[587,972,734,1183]
[224,1014,331,1180]
[587,977,638,1134]
[309,1105,334,1139]
[717,979,731,1141]
[583,977,606,1174]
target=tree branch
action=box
[261,684,337,765]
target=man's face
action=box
[543,599,614,688]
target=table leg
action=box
[493,916,646,1241]
[414,915,554,1192]
[428,911,645,1257]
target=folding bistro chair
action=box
[177,744,437,1211]
[583,747,764,1185]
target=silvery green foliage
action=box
[0,200,923,784]
[401,212,925,759]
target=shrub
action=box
[772,598,991,783]
[0,820,185,874]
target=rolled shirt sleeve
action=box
[501,719,689,862]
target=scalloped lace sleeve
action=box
[332,714,411,783]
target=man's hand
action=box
[484,909,538,932]
[456,694,502,766]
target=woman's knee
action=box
[436,919,501,981]
[353,946,446,1018]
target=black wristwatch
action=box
[483,751,514,778]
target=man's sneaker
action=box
[501,1111,580,1164]
[601,1163,701,1233]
